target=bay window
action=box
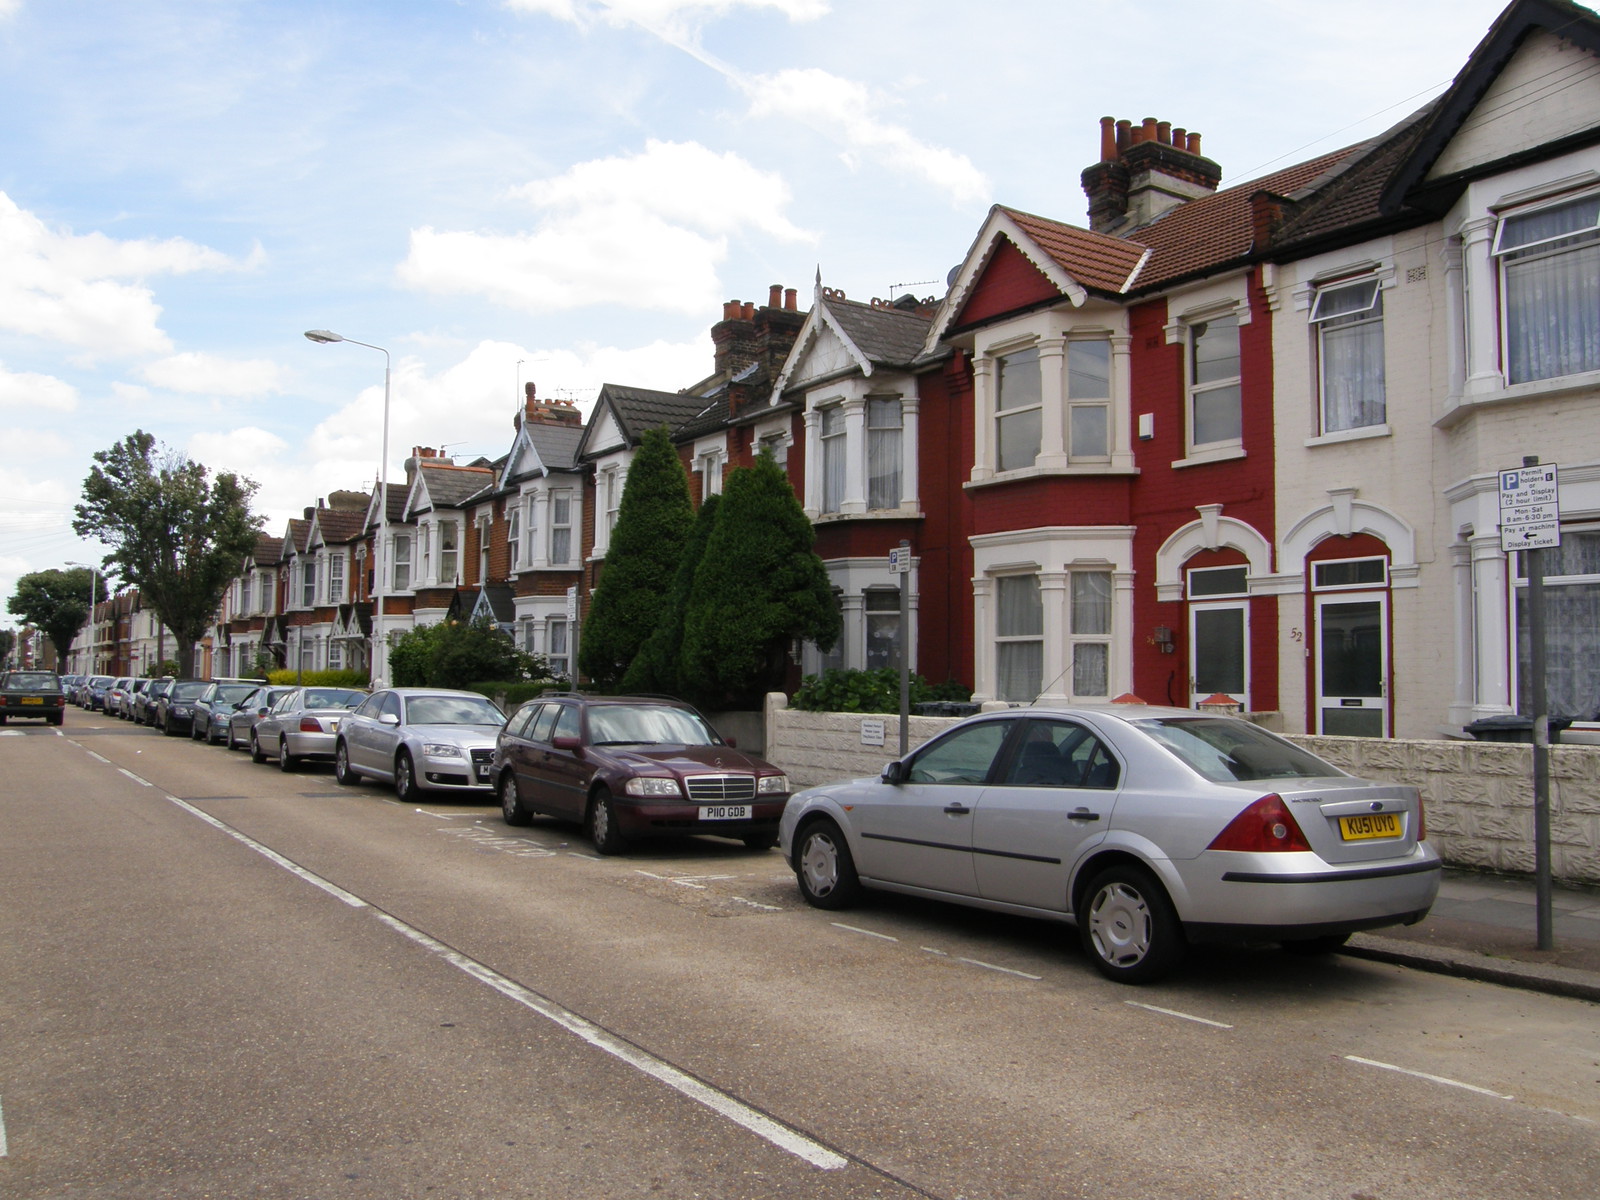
[1515,529,1600,717]
[440,520,459,585]
[327,554,345,605]
[866,398,903,510]
[1069,571,1112,697]
[1496,194,1600,384]
[995,347,1042,472]
[996,574,1043,702]
[820,407,846,514]
[1067,339,1111,459]
[392,534,412,592]
[550,491,572,565]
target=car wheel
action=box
[395,751,422,802]
[741,832,778,851]
[1281,932,1351,956]
[48,713,63,727]
[794,819,861,910]
[499,773,531,826]
[334,741,361,786]
[1079,864,1185,985]
[163,718,178,737]
[587,787,628,855]
[249,731,267,763]
[278,738,298,772]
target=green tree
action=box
[6,567,107,666]
[73,431,261,678]
[389,618,545,689]
[0,628,17,669]
[680,451,840,707]
[622,491,720,695]
[578,427,695,687]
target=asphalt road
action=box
[2,710,1598,1199]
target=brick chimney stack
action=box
[514,381,582,430]
[1082,114,1221,233]
[712,284,807,381]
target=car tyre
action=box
[499,772,531,826]
[334,741,361,786]
[1281,932,1351,956]
[278,738,298,772]
[587,787,628,855]
[794,819,861,910]
[1079,864,1185,985]
[162,718,179,737]
[395,750,423,802]
[48,713,63,726]
[249,731,267,763]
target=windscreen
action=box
[4,673,58,690]
[588,705,717,747]
[1132,717,1345,783]
[406,695,505,726]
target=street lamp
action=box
[305,329,392,687]
[66,560,99,674]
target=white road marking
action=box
[117,768,153,787]
[369,911,847,1170]
[1344,1055,1514,1100]
[1125,1001,1234,1029]
[0,1091,8,1157]
[153,792,846,1169]
[958,957,1043,980]
[730,896,782,912]
[831,923,898,942]
[85,750,110,763]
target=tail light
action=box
[1207,793,1311,853]
[299,717,324,733]
[1417,792,1427,841]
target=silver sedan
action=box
[334,688,506,801]
[778,705,1441,984]
[250,686,367,771]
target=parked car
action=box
[118,678,151,720]
[226,685,296,751]
[83,675,115,711]
[250,686,366,769]
[193,680,268,744]
[134,677,174,726]
[0,670,67,726]
[778,705,1441,985]
[153,679,211,736]
[106,677,134,718]
[491,694,790,854]
[334,688,506,800]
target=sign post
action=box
[1499,458,1559,950]
[890,541,912,756]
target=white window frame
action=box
[1493,191,1600,385]
[1187,314,1242,454]
[994,345,1043,473]
[866,397,903,511]
[392,534,412,592]
[1310,276,1386,434]
[507,505,521,572]
[820,405,846,514]
[1065,338,1112,462]
[1067,569,1112,698]
[550,490,573,565]
[301,557,317,609]
[994,573,1044,703]
[696,449,725,500]
[547,617,570,677]
[326,553,345,606]
[439,519,459,586]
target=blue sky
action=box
[0,0,1528,630]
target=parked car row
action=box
[70,680,1441,987]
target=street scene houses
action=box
[75,0,1600,745]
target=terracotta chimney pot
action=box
[768,283,782,308]
[1099,115,1118,161]
[785,287,798,310]
[1157,120,1172,145]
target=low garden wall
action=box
[762,694,1600,886]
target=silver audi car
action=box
[778,705,1440,984]
[334,688,506,800]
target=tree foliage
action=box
[6,567,107,666]
[680,451,840,707]
[578,427,695,687]
[0,628,17,668]
[621,492,720,696]
[73,431,261,678]
[389,618,548,689]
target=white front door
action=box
[1315,593,1387,737]
[1190,601,1248,708]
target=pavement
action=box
[1345,867,1600,1003]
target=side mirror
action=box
[723,735,738,749]
[881,760,907,785]
[379,712,400,726]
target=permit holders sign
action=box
[1499,464,1561,552]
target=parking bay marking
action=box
[1345,1055,1513,1100]
[1124,1001,1234,1029]
[147,787,847,1170]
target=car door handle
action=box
[1068,808,1101,821]
[943,803,972,815]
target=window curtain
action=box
[1071,572,1112,697]
[821,408,846,513]
[867,398,901,510]
[1515,532,1600,717]
[996,575,1043,702]
[1321,316,1386,430]
[1505,238,1600,384]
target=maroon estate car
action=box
[492,694,790,854]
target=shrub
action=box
[791,668,973,714]
[266,668,370,688]
[389,618,549,689]
[465,679,571,710]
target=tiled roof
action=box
[1124,146,1367,292]
[282,518,309,559]
[251,534,282,565]
[826,297,932,365]
[316,509,367,545]
[416,463,495,510]
[525,422,583,472]
[999,209,1151,295]
[603,384,710,439]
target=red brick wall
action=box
[954,240,1059,328]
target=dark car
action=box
[0,671,67,726]
[193,680,268,744]
[83,675,115,711]
[154,679,211,736]
[491,694,790,854]
[134,677,174,726]
[226,685,296,751]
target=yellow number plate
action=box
[1339,812,1401,841]
[20,697,43,705]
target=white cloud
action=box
[188,427,291,479]
[0,1,20,18]
[745,68,989,205]
[399,141,812,315]
[0,363,79,413]
[141,352,287,397]
[505,0,828,31]
[0,192,251,358]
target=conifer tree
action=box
[621,492,720,696]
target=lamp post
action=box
[67,560,99,674]
[305,329,391,687]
